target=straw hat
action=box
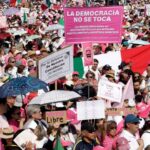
[0,127,14,139]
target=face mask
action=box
[4,48,10,54]
[61,126,69,134]
[7,70,12,75]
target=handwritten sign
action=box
[97,79,122,103]
[106,107,137,116]
[77,100,105,120]
[46,111,67,125]
[38,46,73,83]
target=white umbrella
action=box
[128,40,150,45]
[28,90,81,105]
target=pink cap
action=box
[72,71,79,75]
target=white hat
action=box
[128,99,136,107]
[0,127,14,139]
[14,95,23,107]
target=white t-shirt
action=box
[0,115,9,128]
[120,130,139,150]
[141,130,150,149]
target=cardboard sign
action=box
[106,107,137,116]
[46,111,67,125]
[38,46,73,83]
[82,43,94,66]
[77,100,105,120]
[97,79,122,103]
[64,6,123,43]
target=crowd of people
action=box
[0,0,150,150]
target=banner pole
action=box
[55,80,58,90]
[88,66,90,99]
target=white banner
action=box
[97,79,122,103]
[0,16,8,28]
[20,8,30,14]
[77,100,105,120]
[38,46,73,83]
[145,4,150,16]
[45,24,64,32]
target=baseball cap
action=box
[125,114,140,124]
[72,71,79,76]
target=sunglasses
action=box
[11,61,15,63]
[29,65,34,67]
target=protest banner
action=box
[20,7,30,14]
[77,100,105,120]
[64,6,123,43]
[38,46,73,83]
[0,16,8,28]
[106,107,137,116]
[145,4,150,16]
[82,43,94,66]
[97,79,122,103]
[46,111,67,124]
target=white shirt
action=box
[141,130,150,149]
[120,129,139,150]
[0,115,9,128]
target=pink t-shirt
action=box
[103,135,117,150]
[0,139,4,150]
[8,119,19,132]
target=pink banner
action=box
[82,43,94,66]
[64,6,123,44]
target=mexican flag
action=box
[53,137,64,150]
[44,0,51,7]
[75,45,150,78]
[23,11,27,23]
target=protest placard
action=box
[46,111,67,124]
[20,7,30,14]
[38,46,73,83]
[77,100,105,120]
[145,4,150,16]
[14,129,37,150]
[97,79,122,103]
[64,6,123,43]
[82,43,94,66]
[0,16,8,28]
[106,107,137,116]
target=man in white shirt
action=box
[120,114,144,150]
